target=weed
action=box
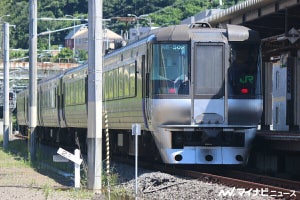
[42,183,53,200]
[69,188,94,199]
[29,179,37,187]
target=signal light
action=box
[169,88,176,94]
[241,88,248,94]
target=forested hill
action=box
[0,0,241,50]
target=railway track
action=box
[160,166,299,199]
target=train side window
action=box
[113,69,118,99]
[66,83,69,105]
[119,67,124,98]
[129,63,136,97]
[50,88,55,108]
[108,71,113,99]
[71,83,75,104]
[81,79,85,103]
[75,81,80,104]
[124,65,130,97]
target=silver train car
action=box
[17,23,262,165]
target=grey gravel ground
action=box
[103,162,277,200]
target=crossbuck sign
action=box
[55,148,82,188]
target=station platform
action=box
[255,130,300,152]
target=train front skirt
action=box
[156,127,257,165]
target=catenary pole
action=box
[29,0,37,162]
[87,0,103,190]
[3,22,9,149]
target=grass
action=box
[42,183,54,200]
[69,188,95,199]
[0,135,30,168]
[0,134,134,199]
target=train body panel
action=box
[103,37,147,130]
[16,90,28,126]
[17,23,262,165]
[104,98,144,130]
[62,65,88,128]
[228,99,263,125]
[64,104,87,128]
[38,74,62,128]
[149,99,191,126]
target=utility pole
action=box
[127,14,139,36]
[29,0,37,162]
[87,0,103,190]
[3,22,9,149]
[65,15,76,59]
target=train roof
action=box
[128,23,260,43]
[38,72,64,85]
[37,63,88,85]
[63,63,88,76]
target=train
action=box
[17,22,262,165]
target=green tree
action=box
[77,49,88,62]
[53,47,73,62]
[1,0,244,50]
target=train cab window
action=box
[228,43,261,98]
[151,43,190,95]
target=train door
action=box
[58,78,66,128]
[192,43,225,124]
[37,86,43,126]
[25,91,29,127]
[142,54,150,129]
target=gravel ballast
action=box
[108,162,276,200]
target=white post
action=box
[29,0,38,162]
[87,0,103,191]
[132,124,141,197]
[73,20,76,59]
[74,149,81,188]
[135,129,138,196]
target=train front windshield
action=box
[228,43,261,98]
[151,43,190,95]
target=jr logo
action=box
[239,75,254,84]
